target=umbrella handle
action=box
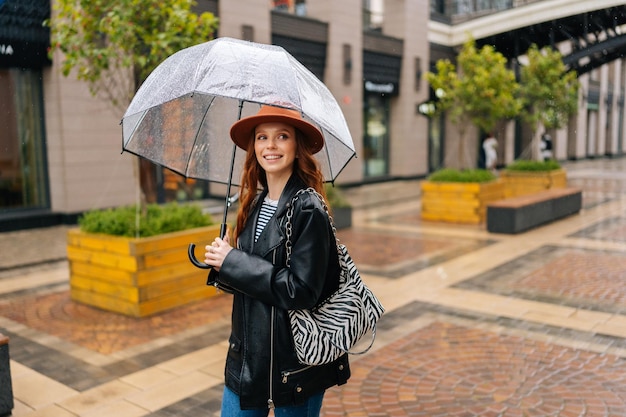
[187,224,228,270]
[188,243,212,269]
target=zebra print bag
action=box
[285,189,385,366]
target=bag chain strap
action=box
[285,188,339,268]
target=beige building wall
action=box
[218,0,271,43]
[43,49,136,214]
[384,0,430,177]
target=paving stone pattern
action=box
[3,158,626,416]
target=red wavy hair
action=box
[233,128,327,243]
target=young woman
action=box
[204,105,350,416]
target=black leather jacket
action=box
[208,175,350,409]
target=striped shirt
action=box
[255,196,278,242]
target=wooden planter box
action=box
[500,169,567,198]
[421,179,505,224]
[67,225,222,317]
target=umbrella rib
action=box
[121,110,148,153]
[321,129,335,182]
[185,94,217,177]
[330,152,357,183]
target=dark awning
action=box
[272,35,327,81]
[363,50,401,96]
[0,0,51,69]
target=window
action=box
[363,0,383,30]
[363,94,389,178]
[0,69,49,212]
[430,0,445,14]
[272,0,306,15]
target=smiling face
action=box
[254,121,298,181]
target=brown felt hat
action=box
[230,105,324,154]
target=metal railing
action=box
[430,0,545,24]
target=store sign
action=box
[0,44,14,55]
[364,80,398,96]
[0,0,51,69]
[0,39,50,68]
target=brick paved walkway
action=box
[2,158,626,416]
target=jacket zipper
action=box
[268,306,276,409]
[281,365,313,383]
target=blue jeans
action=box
[221,386,324,417]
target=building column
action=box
[572,75,590,159]
[383,0,430,176]
[307,0,363,183]
[609,60,623,156]
[596,65,609,156]
[504,120,515,164]
[615,59,626,153]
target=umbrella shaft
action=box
[221,101,245,238]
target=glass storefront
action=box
[157,167,209,203]
[428,113,445,172]
[0,68,49,212]
[363,94,389,178]
[141,164,211,204]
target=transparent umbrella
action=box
[121,37,356,267]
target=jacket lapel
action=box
[239,175,304,259]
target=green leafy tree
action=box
[426,38,521,169]
[47,0,219,205]
[48,0,219,114]
[519,44,579,160]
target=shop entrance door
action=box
[428,113,445,172]
[363,94,389,178]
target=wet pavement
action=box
[2,157,626,416]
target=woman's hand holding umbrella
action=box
[204,236,232,271]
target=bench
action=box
[486,187,582,234]
[0,334,13,417]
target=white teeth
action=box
[265,155,281,160]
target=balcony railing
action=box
[430,0,544,24]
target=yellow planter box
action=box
[67,225,222,317]
[500,169,567,198]
[421,179,505,224]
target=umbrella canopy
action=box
[122,36,356,187]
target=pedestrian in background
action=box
[483,132,498,172]
[540,132,553,161]
[203,105,350,416]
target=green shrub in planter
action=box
[505,159,561,172]
[427,168,497,183]
[324,183,351,208]
[78,202,213,237]
[324,183,352,229]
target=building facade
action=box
[1,0,625,231]
[427,0,626,169]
